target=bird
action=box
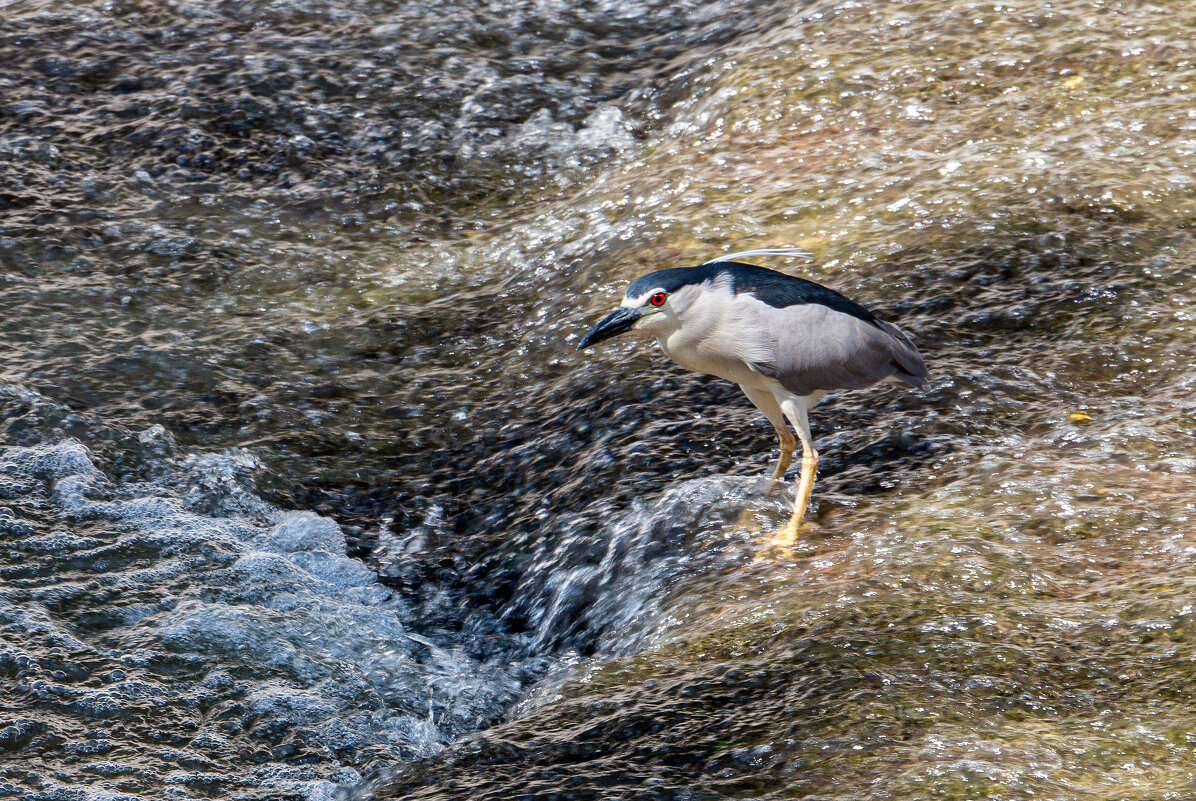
[576,248,928,544]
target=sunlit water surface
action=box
[3,0,1196,799]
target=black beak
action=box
[577,306,641,350]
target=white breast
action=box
[656,280,778,390]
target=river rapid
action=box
[3,1,1196,799]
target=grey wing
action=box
[752,304,928,396]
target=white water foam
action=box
[0,435,524,800]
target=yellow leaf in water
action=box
[1062,74,1084,89]
[1068,412,1093,422]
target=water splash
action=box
[0,402,528,799]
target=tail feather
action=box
[878,320,929,389]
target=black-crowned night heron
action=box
[577,249,928,544]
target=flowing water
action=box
[3,0,1196,798]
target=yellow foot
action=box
[750,523,812,563]
[734,507,811,544]
[766,520,809,547]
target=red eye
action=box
[649,292,667,307]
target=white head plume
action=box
[706,246,814,265]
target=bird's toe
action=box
[767,521,806,547]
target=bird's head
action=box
[576,269,702,350]
[576,248,812,350]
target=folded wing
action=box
[750,303,928,397]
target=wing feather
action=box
[759,303,928,396]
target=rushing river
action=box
[4,0,1196,798]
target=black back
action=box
[626,261,880,328]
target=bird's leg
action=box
[733,385,797,533]
[773,443,818,545]
[768,426,797,494]
[771,396,818,545]
[738,384,794,494]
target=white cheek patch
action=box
[621,289,664,309]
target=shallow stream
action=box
[4,1,1196,799]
